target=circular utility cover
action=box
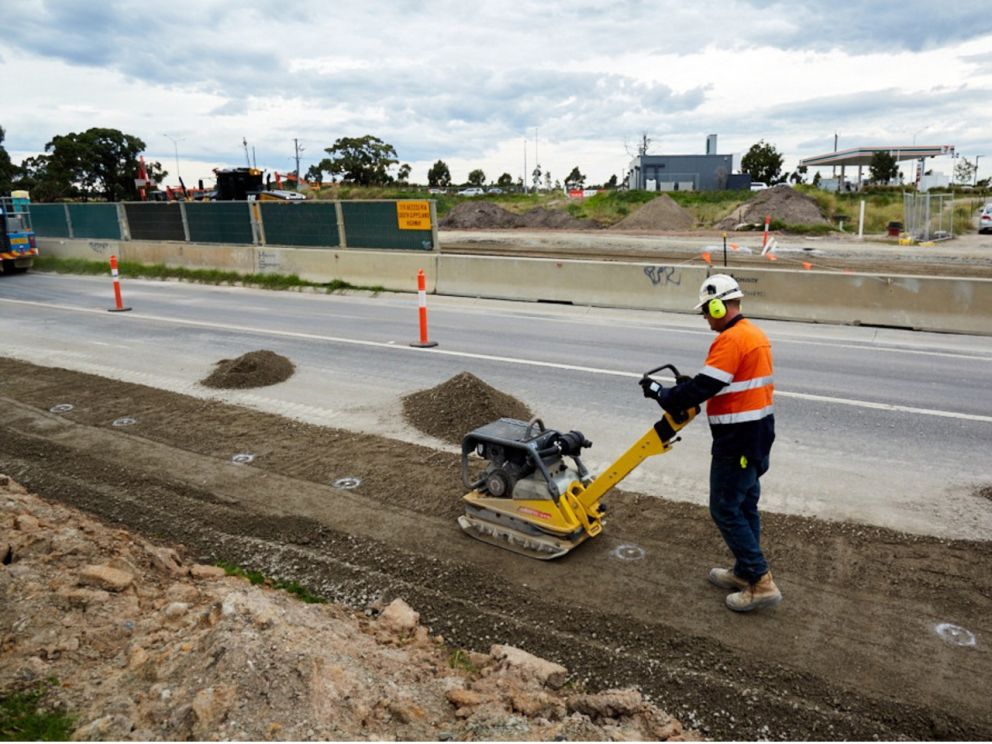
[611,544,646,561]
[111,417,137,427]
[231,453,255,465]
[50,403,74,414]
[332,477,362,490]
[934,623,977,647]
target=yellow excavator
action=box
[458,364,699,559]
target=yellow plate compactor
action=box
[458,365,699,560]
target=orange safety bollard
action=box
[108,255,132,312]
[410,268,438,348]
[761,214,771,250]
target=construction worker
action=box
[641,274,781,612]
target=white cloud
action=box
[2,0,991,187]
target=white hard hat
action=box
[694,274,743,310]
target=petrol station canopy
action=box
[799,145,955,168]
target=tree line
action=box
[5,126,979,202]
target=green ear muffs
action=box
[707,298,727,319]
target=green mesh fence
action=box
[260,202,339,247]
[67,204,122,239]
[30,204,71,238]
[125,203,186,241]
[340,201,434,250]
[185,202,254,244]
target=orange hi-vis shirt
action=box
[702,317,775,426]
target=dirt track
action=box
[2,357,991,741]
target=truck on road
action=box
[0,191,37,273]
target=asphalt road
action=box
[2,271,991,539]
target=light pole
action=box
[976,155,984,187]
[912,126,929,145]
[163,133,185,183]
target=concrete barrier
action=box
[36,238,990,335]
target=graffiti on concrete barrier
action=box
[88,241,110,253]
[257,250,281,271]
[643,266,681,286]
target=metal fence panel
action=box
[903,192,955,242]
[67,204,121,239]
[185,202,254,244]
[341,201,433,250]
[125,203,186,241]
[30,204,71,238]
[260,202,339,246]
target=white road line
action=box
[3,296,991,424]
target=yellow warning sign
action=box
[397,200,431,230]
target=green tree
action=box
[741,140,784,185]
[44,127,149,201]
[565,166,585,187]
[604,174,618,189]
[318,135,398,186]
[0,125,15,193]
[868,150,899,184]
[953,157,977,185]
[427,160,451,187]
[396,163,412,184]
[496,172,513,188]
[305,163,324,186]
[467,168,486,187]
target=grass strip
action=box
[0,681,75,741]
[32,256,387,295]
[216,561,327,604]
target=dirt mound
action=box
[440,202,597,230]
[715,186,827,229]
[613,195,695,230]
[440,202,522,229]
[0,475,694,741]
[402,371,533,444]
[200,350,294,389]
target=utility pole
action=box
[976,155,984,187]
[523,138,527,194]
[162,133,184,182]
[243,138,251,168]
[293,138,304,184]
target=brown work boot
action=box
[708,567,749,591]
[726,572,782,612]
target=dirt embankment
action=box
[0,475,695,741]
[441,202,598,230]
[612,195,695,230]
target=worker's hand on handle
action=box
[639,376,665,403]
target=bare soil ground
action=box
[2,357,991,740]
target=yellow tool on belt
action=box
[457,364,699,560]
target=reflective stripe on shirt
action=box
[713,375,775,396]
[700,364,734,384]
[708,405,775,425]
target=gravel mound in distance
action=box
[613,194,694,230]
[440,201,597,230]
[716,186,828,229]
[201,350,295,389]
[402,371,533,445]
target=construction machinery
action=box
[0,191,37,274]
[458,364,698,559]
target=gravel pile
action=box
[402,371,533,444]
[200,350,295,389]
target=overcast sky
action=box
[2,0,991,189]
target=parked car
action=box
[979,203,992,234]
[486,187,504,194]
[458,187,485,197]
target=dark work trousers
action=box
[709,453,770,584]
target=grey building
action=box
[626,135,750,192]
